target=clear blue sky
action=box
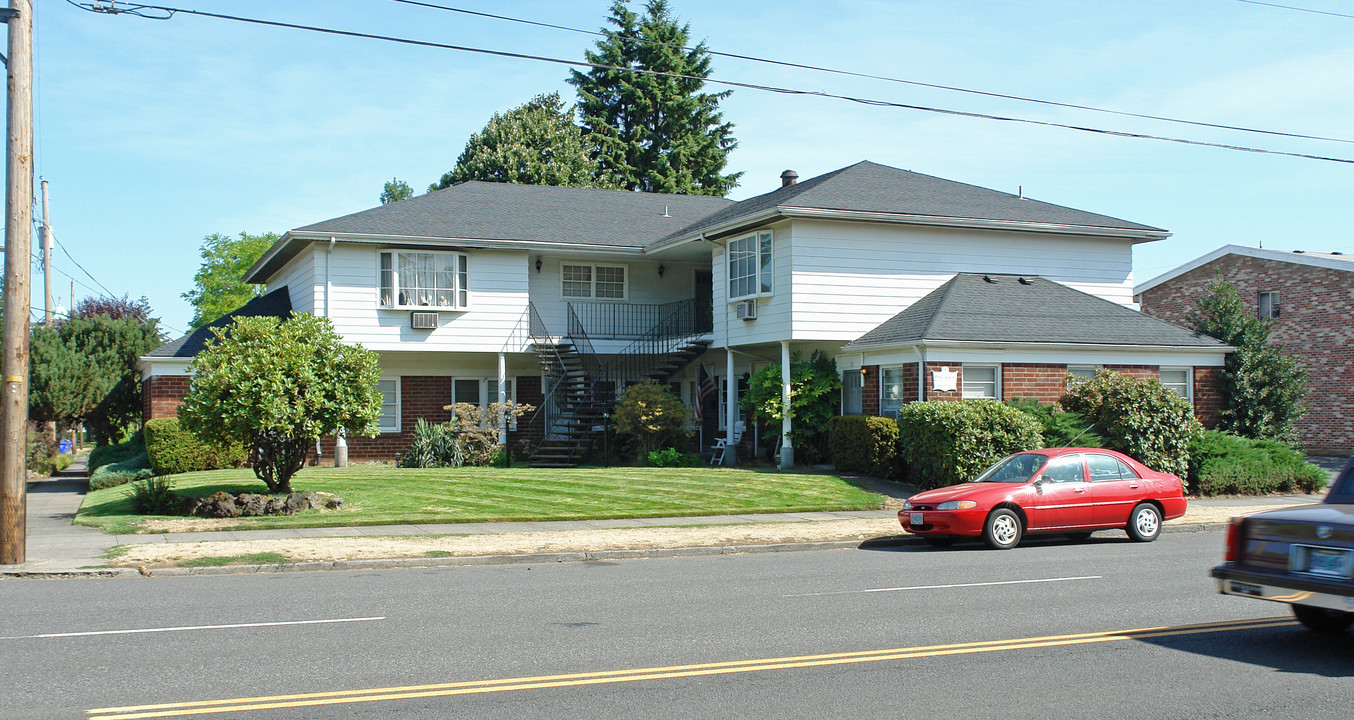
[30,0,1354,338]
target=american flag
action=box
[695,364,716,419]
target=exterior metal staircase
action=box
[525,299,711,468]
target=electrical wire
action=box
[1231,0,1354,20]
[62,0,1354,165]
[390,0,1354,146]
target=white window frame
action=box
[1066,365,1098,388]
[961,364,1000,399]
[451,377,519,428]
[1258,291,1280,320]
[1159,367,1192,400]
[841,370,864,415]
[561,263,627,300]
[881,366,908,415]
[379,250,469,309]
[728,230,773,302]
[377,377,401,434]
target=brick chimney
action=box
[780,170,798,187]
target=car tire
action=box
[983,508,1022,550]
[923,536,955,548]
[1126,503,1162,542]
[1292,604,1354,634]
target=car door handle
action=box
[1129,484,1139,489]
[1073,488,1086,493]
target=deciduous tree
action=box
[380,178,414,204]
[181,232,278,330]
[178,313,382,493]
[568,0,740,196]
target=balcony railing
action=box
[568,299,713,340]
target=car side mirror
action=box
[1033,476,1047,492]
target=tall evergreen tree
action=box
[568,0,740,196]
[1187,274,1308,443]
[429,93,609,191]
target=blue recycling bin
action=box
[59,439,72,454]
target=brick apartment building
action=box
[1135,244,1354,454]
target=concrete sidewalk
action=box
[0,458,1338,579]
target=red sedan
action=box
[899,448,1188,549]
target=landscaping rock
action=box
[185,490,345,518]
[194,491,240,519]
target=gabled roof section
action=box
[843,273,1228,351]
[248,182,734,283]
[144,287,292,359]
[661,161,1167,244]
[1134,244,1354,296]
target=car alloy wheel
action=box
[983,508,1022,550]
[1127,503,1161,542]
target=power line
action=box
[49,231,117,298]
[1232,0,1354,20]
[391,0,1354,146]
[64,1,1354,165]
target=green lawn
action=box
[74,465,887,534]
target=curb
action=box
[1,521,1229,579]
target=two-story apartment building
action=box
[141,161,1230,466]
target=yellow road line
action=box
[87,617,1293,720]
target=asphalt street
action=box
[2,531,1350,719]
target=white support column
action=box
[780,340,794,469]
[497,352,508,446]
[725,349,737,466]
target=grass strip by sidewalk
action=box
[75,465,886,535]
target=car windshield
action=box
[974,453,1050,483]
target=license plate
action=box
[1292,545,1352,578]
[910,513,923,526]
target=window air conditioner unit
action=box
[411,311,439,330]
[735,300,757,320]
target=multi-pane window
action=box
[1258,291,1280,320]
[1067,365,1097,384]
[377,378,400,433]
[379,250,468,309]
[562,264,626,299]
[961,365,999,399]
[728,231,773,300]
[1159,368,1190,399]
[881,366,908,415]
[451,378,518,429]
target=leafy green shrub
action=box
[1060,369,1201,479]
[1188,430,1327,496]
[647,447,699,467]
[741,351,841,464]
[444,401,534,467]
[144,417,246,475]
[1004,398,1103,448]
[88,430,144,474]
[25,431,62,475]
[124,475,181,514]
[399,419,466,468]
[828,416,903,480]
[896,400,1043,490]
[611,382,692,461]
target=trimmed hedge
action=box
[896,400,1043,490]
[143,417,245,475]
[1060,369,1201,480]
[1188,430,1326,496]
[828,415,903,480]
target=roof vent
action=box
[661,205,671,217]
[983,275,998,284]
[1294,250,1306,254]
[1018,277,1033,285]
[780,170,798,187]
[1333,252,1344,255]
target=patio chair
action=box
[710,421,745,466]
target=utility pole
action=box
[1,0,33,565]
[41,178,50,324]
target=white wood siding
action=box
[788,219,1136,342]
[320,244,529,352]
[266,245,317,316]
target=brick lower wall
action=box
[143,375,190,420]
[1001,363,1068,403]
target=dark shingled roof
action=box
[665,161,1164,242]
[842,273,1227,350]
[295,181,735,247]
[145,287,292,358]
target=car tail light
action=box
[1224,518,1245,562]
